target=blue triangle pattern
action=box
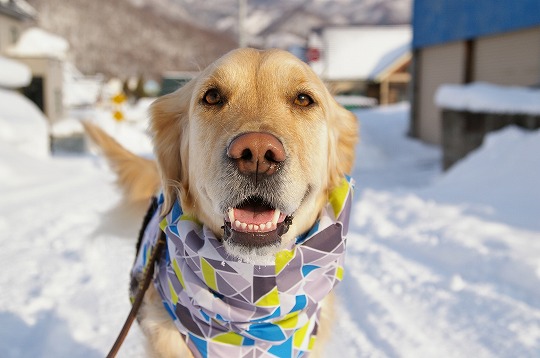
[301,265,318,277]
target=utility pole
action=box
[238,0,247,47]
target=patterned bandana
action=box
[131,176,354,358]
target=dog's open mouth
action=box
[223,196,293,247]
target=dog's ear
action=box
[327,97,359,189]
[150,80,196,214]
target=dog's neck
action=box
[132,177,354,357]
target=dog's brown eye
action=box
[203,89,222,105]
[294,93,314,107]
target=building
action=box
[1,2,67,127]
[8,27,67,125]
[0,0,35,54]
[308,25,411,105]
[410,0,540,145]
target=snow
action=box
[435,82,540,115]
[63,62,103,108]
[1,95,540,357]
[0,56,31,89]
[335,95,378,108]
[53,104,154,156]
[8,27,69,60]
[422,126,540,231]
[0,88,49,158]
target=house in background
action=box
[410,0,540,146]
[307,25,411,105]
[0,0,35,53]
[7,27,66,125]
[1,1,66,128]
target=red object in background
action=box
[306,48,321,62]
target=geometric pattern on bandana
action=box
[131,176,354,358]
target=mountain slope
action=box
[27,0,237,77]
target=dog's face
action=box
[151,48,357,263]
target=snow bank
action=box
[423,126,540,231]
[0,56,31,88]
[0,88,49,158]
[435,82,540,115]
[8,27,69,60]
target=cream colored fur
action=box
[84,48,358,357]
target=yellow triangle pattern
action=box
[180,214,200,224]
[201,257,218,291]
[159,217,168,231]
[308,335,316,350]
[172,259,186,288]
[293,320,310,349]
[275,249,295,275]
[328,177,350,218]
[168,279,179,304]
[275,311,300,329]
[255,286,280,307]
[336,266,344,281]
[212,331,244,346]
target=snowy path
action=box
[330,192,540,357]
[1,103,539,357]
[326,104,540,357]
[0,148,145,357]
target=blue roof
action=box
[413,0,540,48]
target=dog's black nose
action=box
[227,132,285,176]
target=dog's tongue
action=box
[223,208,293,247]
[228,205,286,234]
[234,207,274,225]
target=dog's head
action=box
[150,48,358,263]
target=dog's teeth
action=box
[241,223,247,229]
[235,220,241,228]
[266,221,273,229]
[248,224,253,230]
[253,224,259,231]
[260,223,267,230]
[228,208,235,223]
[272,209,281,225]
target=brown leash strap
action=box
[106,232,166,358]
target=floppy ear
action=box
[149,79,196,215]
[327,97,359,189]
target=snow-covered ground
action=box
[1,100,539,357]
[327,104,540,358]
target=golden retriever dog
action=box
[85,48,358,358]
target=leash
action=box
[106,231,166,358]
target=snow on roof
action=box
[8,27,69,60]
[368,42,410,81]
[435,82,540,115]
[0,56,31,88]
[320,25,411,81]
